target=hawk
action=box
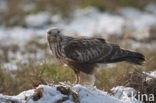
[47,27,145,85]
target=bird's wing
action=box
[63,38,119,63]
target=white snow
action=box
[73,85,123,103]
[2,62,18,71]
[23,3,36,12]
[0,4,156,44]
[0,84,125,103]
[0,0,8,12]
[61,7,125,38]
[144,70,156,81]
[111,86,142,103]
[126,40,156,51]
[25,12,51,27]
[119,7,156,40]
[0,27,45,44]
[58,5,156,40]
[51,14,62,23]
[0,89,34,103]
[146,3,156,15]
[1,84,151,103]
[147,70,156,78]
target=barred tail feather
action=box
[124,50,145,65]
[104,49,145,65]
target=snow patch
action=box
[119,7,156,40]
[61,7,125,38]
[0,0,8,12]
[25,12,51,27]
[146,3,156,15]
[112,86,142,103]
[0,27,45,44]
[144,70,156,81]
[0,84,125,103]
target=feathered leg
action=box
[75,73,80,84]
[79,72,95,85]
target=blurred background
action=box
[0,0,156,95]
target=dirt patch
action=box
[32,88,44,101]
[56,84,79,103]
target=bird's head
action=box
[47,27,62,43]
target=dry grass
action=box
[0,61,76,95]
[0,37,155,96]
[116,69,156,103]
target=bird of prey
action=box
[47,27,145,85]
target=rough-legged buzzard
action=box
[47,27,145,85]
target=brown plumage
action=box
[47,27,145,85]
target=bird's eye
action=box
[57,31,60,34]
[48,31,51,34]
